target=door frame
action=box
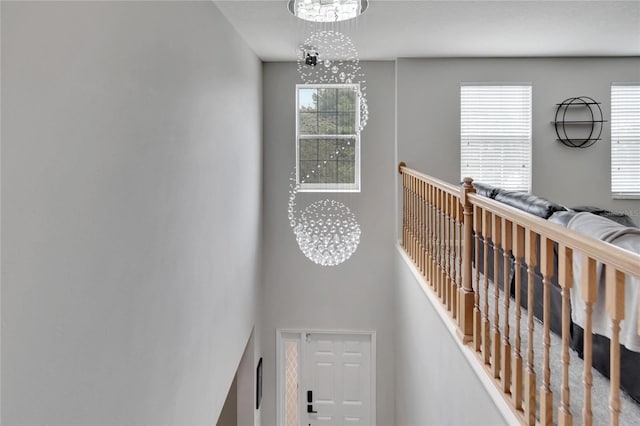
[276,329,377,426]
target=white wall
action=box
[1,2,262,424]
[261,62,396,426]
[394,248,513,426]
[397,57,640,217]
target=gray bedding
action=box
[567,212,640,352]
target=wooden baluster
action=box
[402,173,406,250]
[447,193,454,313]
[413,177,418,263]
[439,189,445,300]
[444,193,453,313]
[558,244,573,426]
[411,176,416,262]
[416,177,420,264]
[440,190,446,301]
[512,224,524,411]
[422,181,427,277]
[482,208,492,365]
[427,185,434,288]
[582,256,597,426]
[433,187,440,297]
[524,229,538,426]
[422,181,428,279]
[418,180,423,275]
[606,267,625,426]
[473,205,482,352]
[398,162,406,249]
[441,192,446,303]
[492,213,502,378]
[458,178,475,341]
[430,185,436,289]
[501,218,512,394]
[407,175,411,254]
[454,201,462,321]
[407,175,411,256]
[444,192,450,309]
[433,185,438,290]
[449,195,459,318]
[540,237,554,425]
[445,193,454,314]
[406,174,410,252]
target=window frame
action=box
[460,82,533,193]
[611,83,640,199]
[295,83,361,193]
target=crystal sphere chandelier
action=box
[297,30,369,135]
[288,196,361,266]
[288,0,369,23]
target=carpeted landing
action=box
[479,277,640,425]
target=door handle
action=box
[307,390,318,414]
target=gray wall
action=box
[397,57,640,219]
[394,248,511,426]
[2,2,262,424]
[261,62,396,426]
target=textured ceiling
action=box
[214,0,640,61]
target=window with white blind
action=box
[460,84,532,192]
[611,84,640,198]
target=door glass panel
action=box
[285,340,299,426]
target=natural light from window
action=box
[611,84,640,198]
[460,84,532,192]
[296,84,361,192]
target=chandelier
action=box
[288,181,361,267]
[297,30,369,135]
[288,0,369,23]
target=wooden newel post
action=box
[398,161,406,175]
[458,177,476,342]
[398,162,406,249]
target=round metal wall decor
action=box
[552,96,606,148]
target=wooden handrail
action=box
[399,163,461,198]
[398,161,640,425]
[468,193,640,277]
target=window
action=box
[296,84,360,192]
[460,84,532,192]
[611,84,640,198]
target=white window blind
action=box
[461,85,532,192]
[611,84,640,198]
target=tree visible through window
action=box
[296,84,360,192]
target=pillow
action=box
[571,206,637,228]
[494,190,567,219]
[549,210,579,227]
[470,182,500,199]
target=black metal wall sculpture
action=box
[552,96,606,148]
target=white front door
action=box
[301,332,372,426]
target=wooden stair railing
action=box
[399,162,640,426]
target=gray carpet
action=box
[478,275,640,425]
